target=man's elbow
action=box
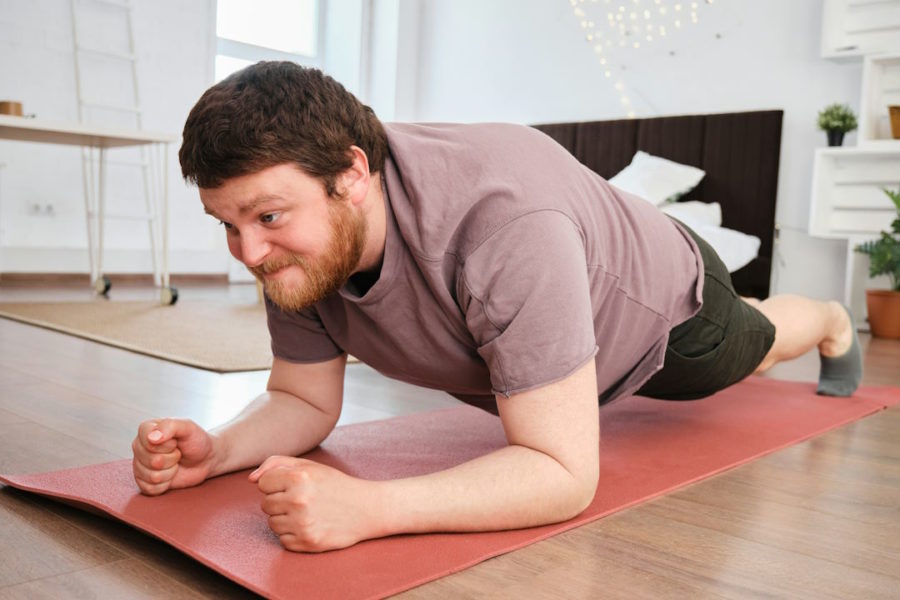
[558,465,599,520]
[576,473,600,515]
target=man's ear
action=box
[337,146,371,205]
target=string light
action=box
[567,0,717,118]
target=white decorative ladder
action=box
[69,0,175,303]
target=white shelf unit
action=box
[821,0,900,61]
[812,2,900,328]
[859,52,900,143]
[810,147,900,238]
[809,146,900,325]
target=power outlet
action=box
[28,203,55,217]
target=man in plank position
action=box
[132,62,861,552]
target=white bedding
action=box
[607,150,761,274]
[659,201,760,273]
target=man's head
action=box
[248,199,367,312]
[180,62,385,311]
[179,61,387,197]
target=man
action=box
[132,62,861,552]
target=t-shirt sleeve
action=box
[458,211,599,397]
[264,295,344,363]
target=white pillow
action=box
[660,200,722,227]
[694,224,760,273]
[669,210,760,272]
[609,151,705,206]
[659,202,758,271]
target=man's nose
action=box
[236,230,271,268]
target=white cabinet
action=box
[821,0,900,61]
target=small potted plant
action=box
[854,187,900,338]
[817,103,857,147]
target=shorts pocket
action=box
[641,334,737,400]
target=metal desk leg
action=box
[83,145,110,296]
[81,146,95,287]
[159,142,177,305]
[95,146,110,296]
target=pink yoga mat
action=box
[2,377,898,599]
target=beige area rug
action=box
[0,301,273,372]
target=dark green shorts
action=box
[637,220,776,401]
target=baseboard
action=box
[0,272,231,285]
[0,247,228,274]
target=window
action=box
[215,0,323,82]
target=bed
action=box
[532,110,784,299]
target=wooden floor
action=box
[0,280,898,599]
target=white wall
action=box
[0,0,375,278]
[409,0,863,300]
[0,0,872,301]
[0,0,224,275]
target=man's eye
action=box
[218,220,234,231]
[260,213,280,224]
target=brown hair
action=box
[179,61,388,196]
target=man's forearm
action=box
[368,444,597,538]
[208,391,338,477]
[363,361,601,539]
[246,361,599,552]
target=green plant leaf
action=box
[816,103,858,133]
[854,187,900,290]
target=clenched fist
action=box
[250,456,383,552]
[132,418,218,495]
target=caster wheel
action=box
[161,286,179,305]
[94,275,111,297]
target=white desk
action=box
[0,114,180,302]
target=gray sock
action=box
[816,305,862,397]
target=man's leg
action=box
[748,294,861,395]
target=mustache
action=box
[249,254,307,277]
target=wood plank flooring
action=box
[1,280,898,599]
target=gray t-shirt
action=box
[266,123,703,412]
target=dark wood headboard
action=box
[532,110,783,299]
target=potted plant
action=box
[854,187,900,338]
[817,103,857,147]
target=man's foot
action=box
[816,304,862,397]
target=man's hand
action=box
[250,456,380,553]
[132,418,218,496]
